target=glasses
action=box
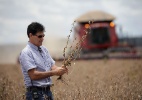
[34,34,45,38]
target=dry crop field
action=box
[0,59,142,100]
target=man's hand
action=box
[53,67,68,76]
[61,65,68,74]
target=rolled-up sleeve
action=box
[19,51,36,72]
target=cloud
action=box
[0,0,142,44]
[101,0,142,36]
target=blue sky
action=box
[0,0,142,45]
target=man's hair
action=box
[27,22,45,38]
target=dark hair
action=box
[27,22,45,38]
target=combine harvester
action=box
[73,10,140,59]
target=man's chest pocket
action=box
[44,55,52,67]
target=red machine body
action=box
[75,21,118,52]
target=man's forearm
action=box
[29,70,56,80]
[28,66,67,80]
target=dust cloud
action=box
[0,37,69,64]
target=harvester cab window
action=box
[89,27,110,44]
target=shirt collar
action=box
[28,41,41,51]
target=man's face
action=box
[29,32,45,46]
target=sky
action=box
[0,0,142,45]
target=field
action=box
[0,59,142,100]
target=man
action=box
[19,22,68,100]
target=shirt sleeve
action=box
[19,50,37,72]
